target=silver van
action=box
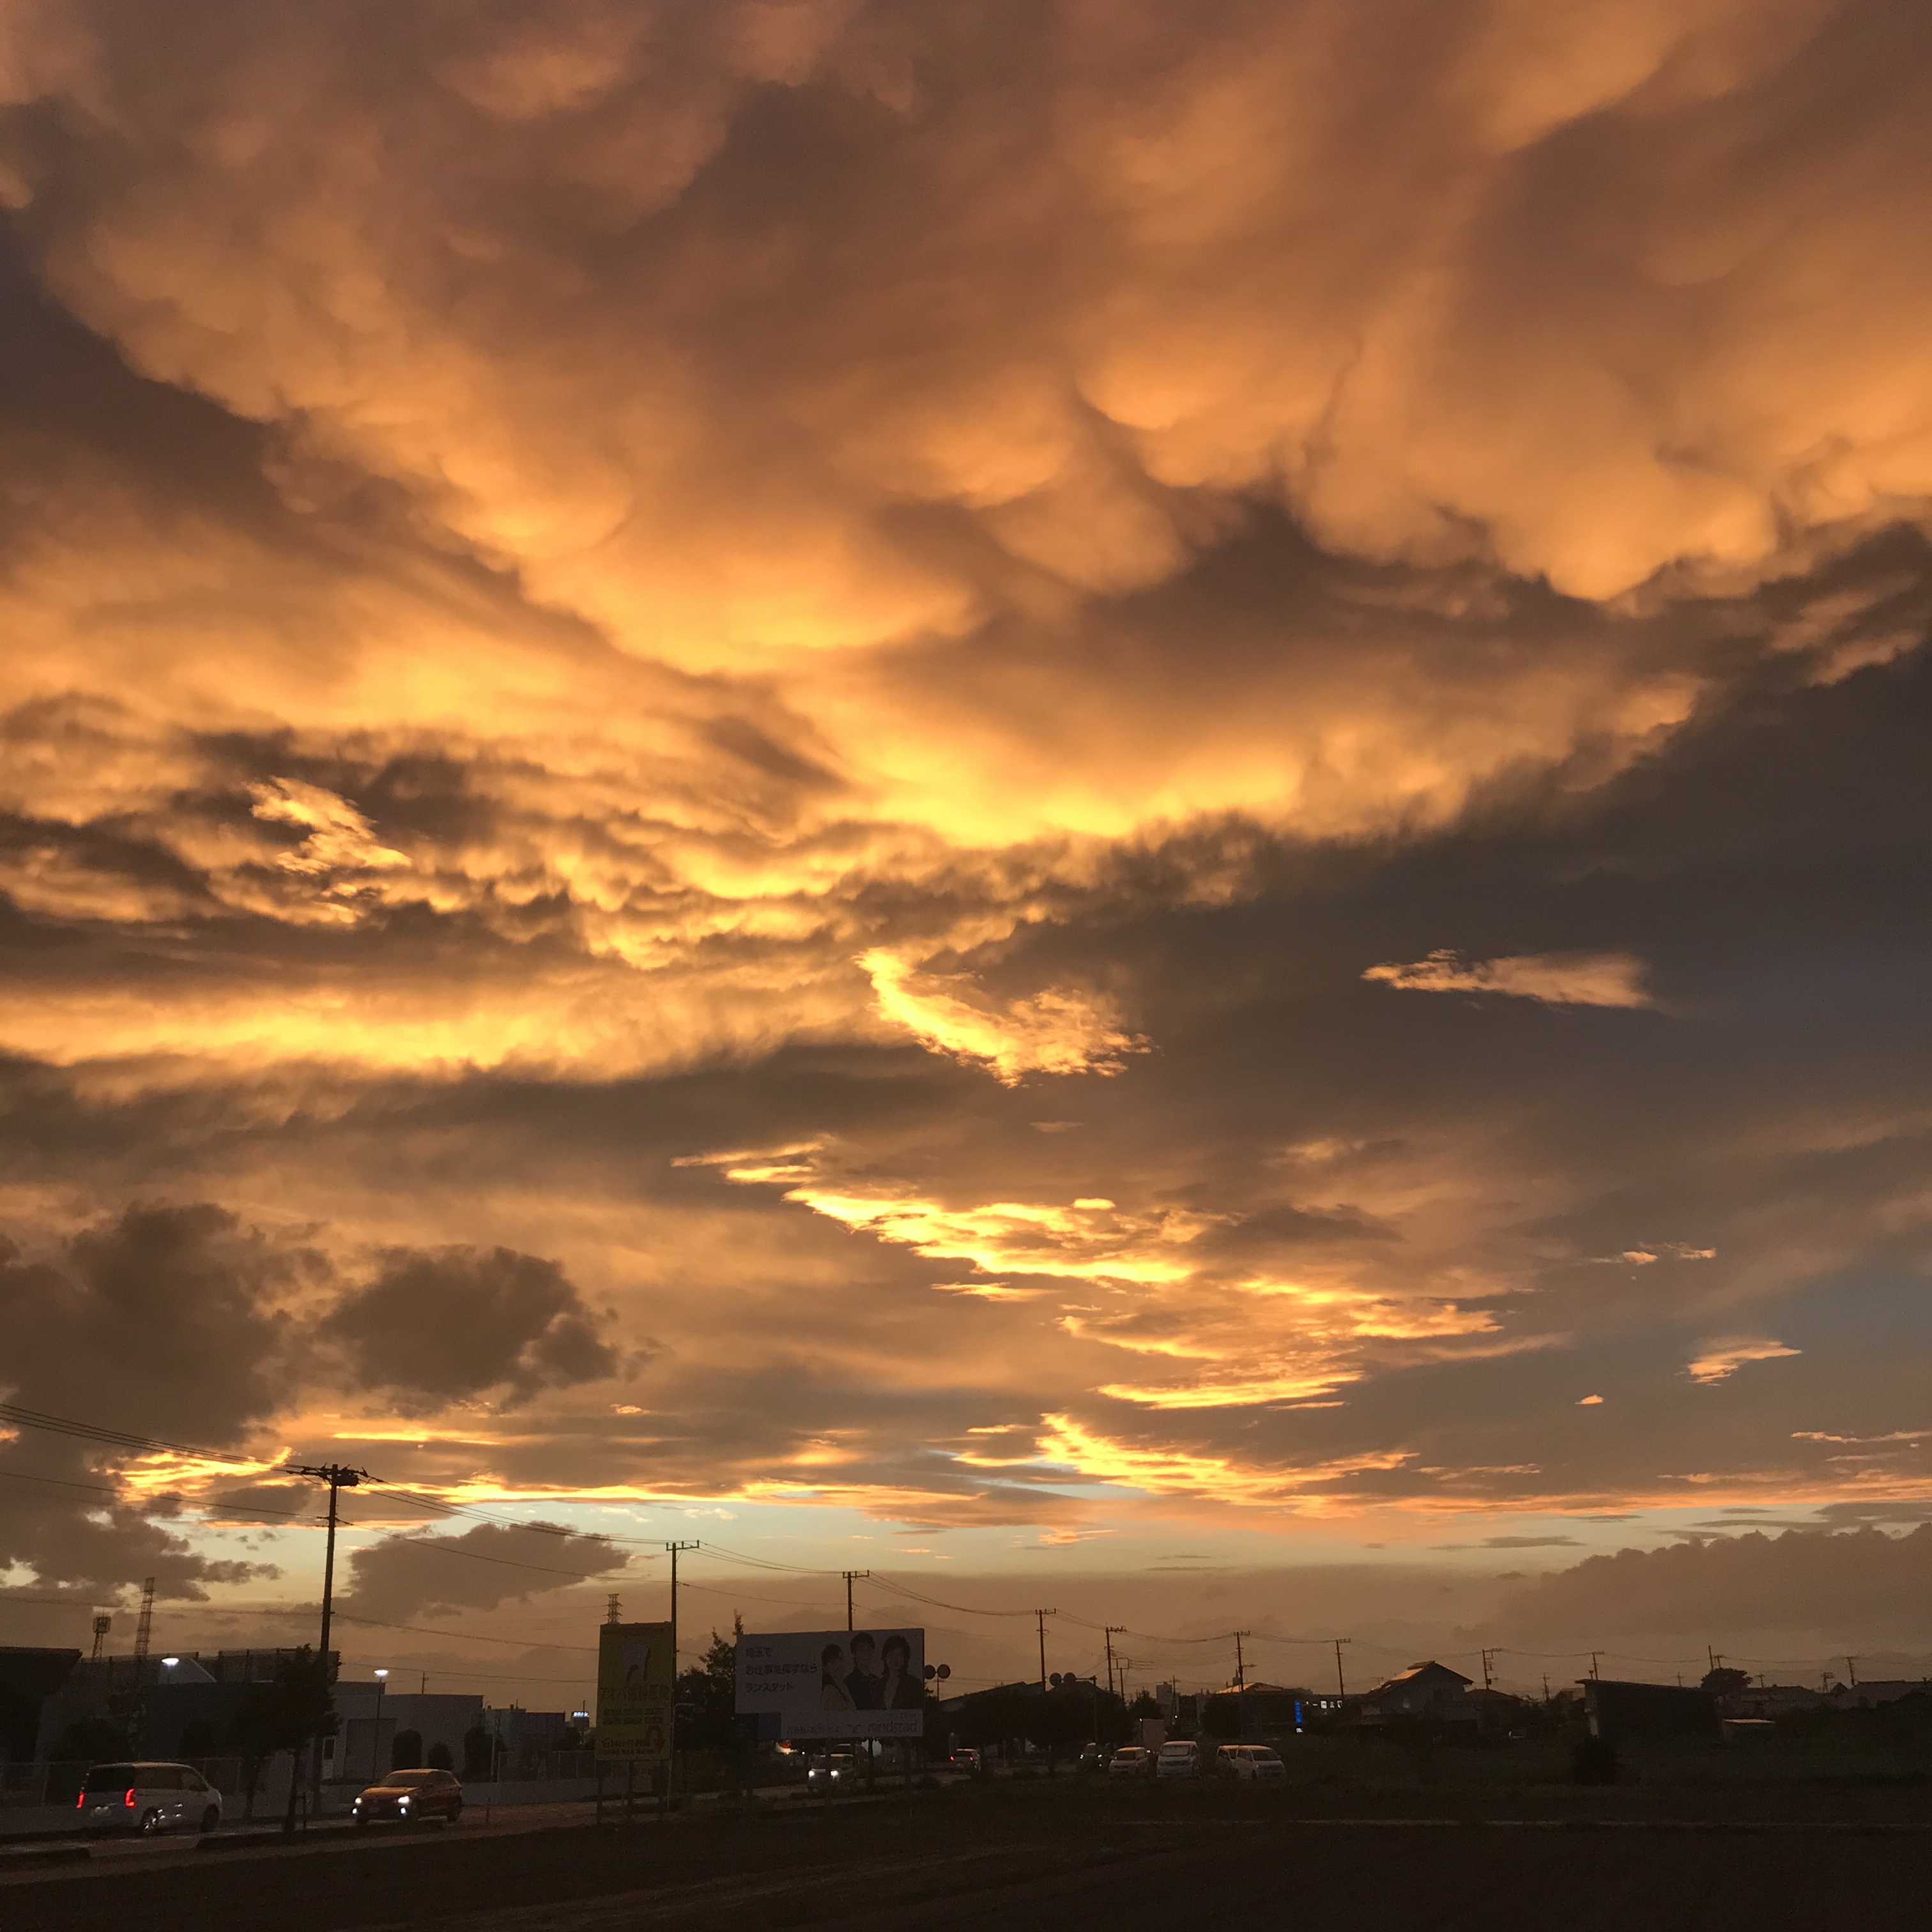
[77,1761,224,1835]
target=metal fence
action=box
[2,1747,601,1811]
[1,1757,264,1809]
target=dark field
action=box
[8,1782,1931,1932]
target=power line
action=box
[0,1402,262,1466]
[0,1464,630,1581]
[866,1574,1036,1618]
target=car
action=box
[946,1747,982,1773]
[351,1766,464,1825]
[1105,1745,1151,1778]
[1215,1744,1286,1781]
[806,1751,855,1790]
[1154,1740,1199,1779]
[77,1761,223,1836]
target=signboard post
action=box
[735,1628,926,1747]
[596,1620,674,1817]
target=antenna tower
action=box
[133,1577,156,1660]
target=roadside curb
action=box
[198,1824,369,1853]
[0,1843,91,1870]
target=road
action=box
[6,1781,1930,1931]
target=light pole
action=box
[373,1669,388,1778]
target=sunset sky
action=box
[3,0,1931,1701]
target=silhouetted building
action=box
[29,1649,337,1761]
[1582,1678,1715,1744]
[0,1647,81,1760]
[1356,1661,1475,1723]
[1204,1682,1317,1737]
[1832,1680,1932,1711]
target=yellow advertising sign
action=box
[595,1621,675,1762]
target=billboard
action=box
[595,1620,674,1762]
[736,1629,926,1740]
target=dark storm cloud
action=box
[0,1203,303,1598]
[1497,1527,1932,1641]
[320,1245,622,1409]
[0,1199,625,1596]
[0,1203,306,1440]
[339,1519,629,1621]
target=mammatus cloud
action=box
[1363,949,1651,1009]
[1686,1338,1802,1386]
[0,0,1931,1620]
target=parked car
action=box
[77,1761,222,1836]
[806,1751,855,1790]
[351,1767,464,1825]
[946,1747,983,1773]
[1105,1745,1151,1778]
[1215,1744,1285,1781]
[1154,1740,1199,1779]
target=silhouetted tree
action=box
[218,1649,334,1828]
[426,1740,454,1772]
[674,1620,742,1752]
[390,1728,423,1769]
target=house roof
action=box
[1366,1660,1473,1694]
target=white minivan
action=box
[77,1761,224,1835]
[1154,1740,1199,1779]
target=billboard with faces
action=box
[735,1628,926,1739]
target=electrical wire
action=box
[0,1464,627,1581]
[0,1402,261,1466]
[865,1574,1036,1617]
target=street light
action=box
[374,1669,389,1779]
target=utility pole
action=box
[1104,1627,1125,1701]
[1541,1673,1551,1704]
[285,1462,374,1825]
[841,1570,871,1632]
[1034,1610,1057,1691]
[606,1593,622,1625]
[662,1544,699,1669]
[90,1614,111,1662]
[1480,1648,1495,1692]
[662,1542,698,1810]
[1590,1652,1601,1682]
[1846,1655,1859,1687]
[1232,1631,1250,1692]
[134,1577,155,1662]
[1332,1637,1351,1699]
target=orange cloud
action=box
[1363,949,1652,1008]
[1687,1337,1803,1385]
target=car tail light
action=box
[75,1792,84,1810]
[125,1789,137,1807]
